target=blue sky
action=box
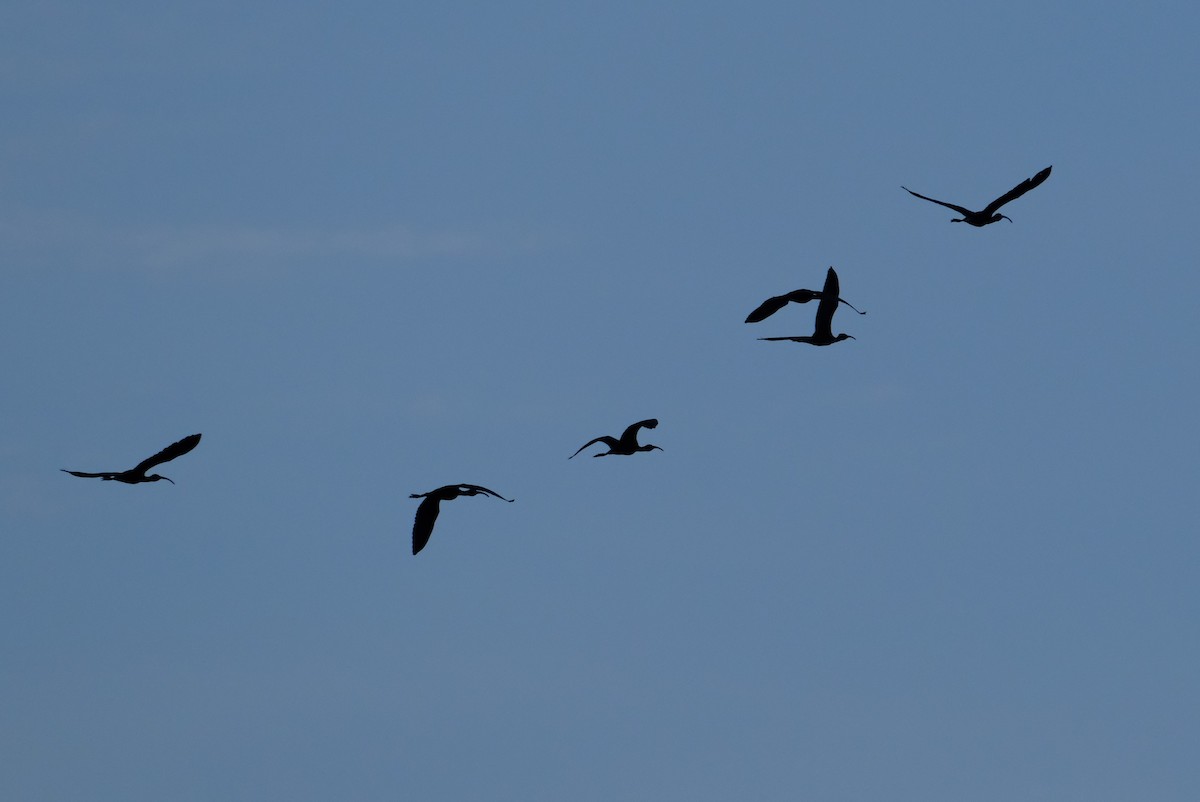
[2,2,1198,800]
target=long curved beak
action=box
[162,476,175,485]
[1001,215,1013,223]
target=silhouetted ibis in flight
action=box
[745,272,866,323]
[902,165,1051,226]
[62,433,202,485]
[409,484,514,555]
[758,267,856,346]
[570,419,662,459]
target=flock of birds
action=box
[62,165,1053,554]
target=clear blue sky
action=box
[3,2,1198,799]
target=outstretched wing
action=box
[61,470,118,479]
[982,166,1052,216]
[570,435,619,459]
[412,495,442,555]
[813,268,840,339]
[901,186,973,217]
[746,290,825,323]
[456,484,514,502]
[620,419,658,445]
[745,294,791,323]
[133,433,202,474]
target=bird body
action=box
[62,433,202,485]
[409,483,513,555]
[902,166,1051,226]
[570,419,662,458]
[757,267,856,347]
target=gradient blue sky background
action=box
[3,2,1198,800]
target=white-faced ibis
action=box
[745,271,866,323]
[902,165,1051,226]
[62,433,201,485]
[570,419,662,459]
[409,484,514,555]
[758,267,856,346]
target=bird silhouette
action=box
[409,483,514,555]
[745,273,866,323]
[758,267,856,346]
[62,433,202,485]
[570,419,662,459]
[902,165,1051,226]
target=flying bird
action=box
[570,419,662,459]
[745,274,866,323]
[758,267,856,346]
[409,483,514,555]
[62,433,202,485]
[902,165,1051,226]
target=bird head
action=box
[641,444,664,453]
[836,334,856,342]
[995,214,1013,223]
[149,474,175,484]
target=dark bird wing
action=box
[746,290,824,323]
[623,419,658,436]
[901,186,973,217]
[570,435,619,458]
[412,495,442,555]
[456,484,515,502]
[982,166,1052,216]
[621,419,658,445]
[61,470,118,479]
[133,433,202,474]
[813,268,840,339]
[745,294,792,323]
